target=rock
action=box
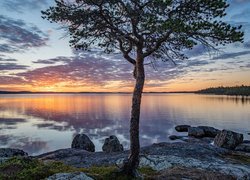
[155,166,235,180]
[197,126,220,137]
[102,135,123,152]
[0,148,28,158]
[71,134,95,152]
[214,130,243,150]
[169,135,180,140]
[46,172,93,180]
[243,140,250,144]
[175,125,191,132]
[188,127,205,138]
[182,137,214,144]
[37,142,250,179]
[138,155,172,171]
[0,148,28,164]
[235,143,250,153]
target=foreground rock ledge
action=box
[36,142,250,179]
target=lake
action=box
[0,93,249,155]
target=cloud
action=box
[0,15,49,53]
[32,56,73,65]
[0,63,29,70]
[19,55,134,87]
[212,50,250,60]
[0,57,17,62]
[9,52,184,90]
[0,76,27,85]
[1,0,49,13]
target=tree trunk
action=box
[121,53,145,176]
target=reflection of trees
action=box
[203,95,250,105]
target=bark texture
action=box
[121,53,145,176]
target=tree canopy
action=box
[42,0,244,65]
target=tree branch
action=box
[143,30,172,58]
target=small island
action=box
[196,85,250,96]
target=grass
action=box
[0,157,158,180]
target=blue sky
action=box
[0,0,250,92]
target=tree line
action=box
[197,85,250,96]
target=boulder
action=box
[46,172,93,180]
[235,143,250,153]
[102,135,123,153]
[214,130,243,150]
[188,127,205,138]
[175,125,191,132]
[71,134,95,152]
[197,126,220,137]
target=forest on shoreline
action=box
[196,85,250,96]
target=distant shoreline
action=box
[0,91,195,94]
[0,85,249,95]
[196,85,250,96]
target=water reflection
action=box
[0,93,249,155]
[202,94,250,105]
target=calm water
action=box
[0,93,249,155]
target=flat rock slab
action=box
[36,142,250,179]
[36,148,128,168]
[155,166,235,180]
[46,172,93,180]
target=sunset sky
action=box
[0,0,250,92]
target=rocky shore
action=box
[1,126,250,179]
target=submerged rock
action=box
[197,126,220,137]
[214,130,243,150]
[46,172,93,180]
[175,125,191,132]
[188,127,205,138]
[71,134,95,152]
[102,135,123,153]
[169,135,181,140]
[243,140,250,144]
[235,143,250,153]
